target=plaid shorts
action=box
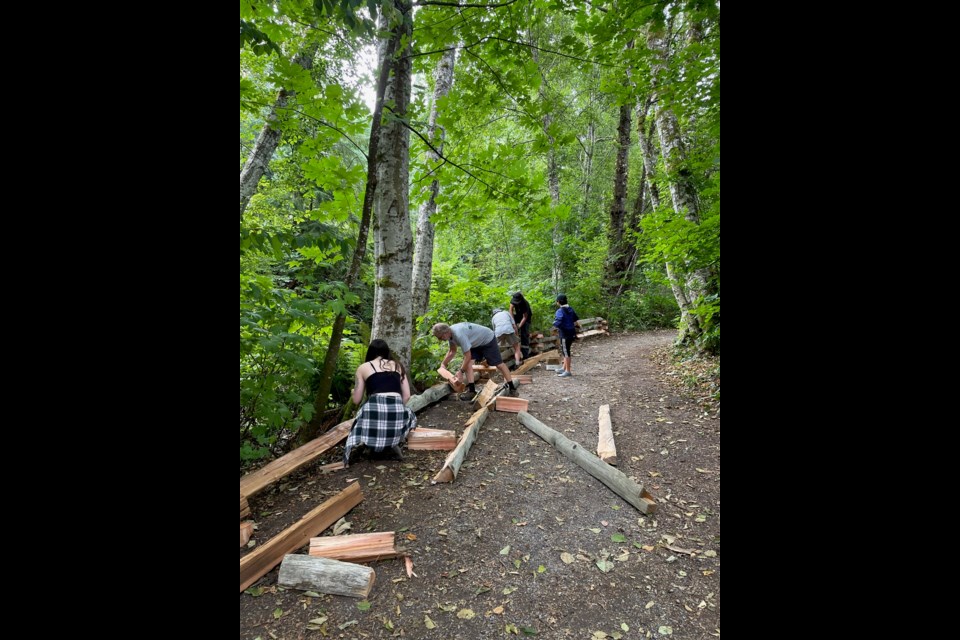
[345,394,417,455]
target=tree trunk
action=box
[239,44,318,220]
[412,47,456,320]
[372,0,415,367]
[301,29,398,442]
[637,97,701,340]
[277,554,376,598]
[606,99,633,296]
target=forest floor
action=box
[240,329,720,640]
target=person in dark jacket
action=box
[552,294,581,378]
[510,291,533,359]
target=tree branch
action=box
[252,101,368,159]
[416,0,519,8]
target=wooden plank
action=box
[240,420,353,499]
[472,379,499,411]
[318,462,345,473]
[597,404,618,466]
[240,494,250,520]
[240,483,364,592]
[406,382,452,414]
[240,521,254,548]
[495,396,529,413]
[514,350,558,375]
[433,407,489,483]
[407,428,457,450]
[437,366,466,393]
[309,532,403,563]
[518,412,656,515]
[514,374,533,384]
[277,554,375,598]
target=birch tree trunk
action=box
[637,97,701,340]
[648,27,710,304]
[239,44,318,221]
[371,0,415,367]
[300,33,398,442]
[411,47,456,320]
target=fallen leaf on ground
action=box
[457,609,476,620]
[561,552,575,564]
[424,615,436,629]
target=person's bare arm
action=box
[351,364,367,405]
[400,374,411,404]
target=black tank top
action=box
[366,359,403,395]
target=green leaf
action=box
[537,565,547,574]
[244,586,264,597]
[611,533,627,543]
[500,545,511,555]
[424,615,436,629]
[521,627,539,635]
[357,600,372,612]
[272,607,283,619]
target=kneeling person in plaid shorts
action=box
[344,339,417,467]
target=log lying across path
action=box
[597,404,618,465]
[240,420,354,499]
[278,554,375,598]
[240,483,364,592]
[518,412,656,515]
[406,382,452,414]
[432,406,490,484]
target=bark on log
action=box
[278,554,376,598]
[240,483,364,592]
[518,412,655,514]
[406,382,452,414]
[309,532,403,563]
[597,404,618,465]
[432,407,489,483]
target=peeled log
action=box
[518,412,655,514]
[278,554,376,598]
[597,404,618,465]
[406,382,451,414]
[433,407,489,483]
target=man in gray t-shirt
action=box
[433,322,517,401]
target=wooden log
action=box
[318,462,345,473]
[240,483,364,592]
[309,532,403,563]
[597,404,618,466]
[433,407,489,483]
[472,379,499,410]
[495,396,529,413]
[517,412,656,515]
[437,366,466,393]
[277,554,375,598]
[240,521,254,548]
[514,374,533,384]
[406,382,452,414]
[240,420,353,499]
[240,494,250,520]
[407,428,456,450]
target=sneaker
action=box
[557,371,572,378]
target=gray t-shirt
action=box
[449,322,495,354]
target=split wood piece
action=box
[471,364,499,374]
[407,428,457,450]
[495,396,529,413]
[309,532,404,563]
[597,404,618,466]
[278,554,375,598]
[482,382,512,409]
[240,493,250,520]
[406,382,452,414]
[240,420,354,499]
[517,412,656,515]
[240,483,364,592]
[577,329,610,339]
[514,375,533,384]
[472,379,500,411]
[437,366,466,393]
[240,521,254,548]
[514,350,558,375]
[318,461,345,473]
[433,406,489,483]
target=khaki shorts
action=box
[498,332,519,347]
